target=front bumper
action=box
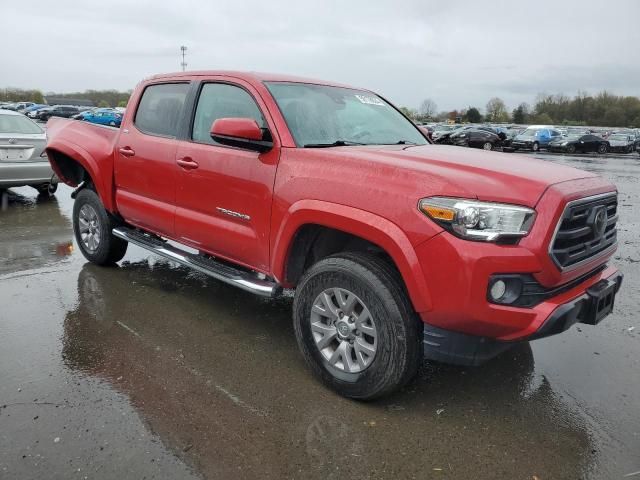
[511,141,533,150]
[0,161,56,188]
[423,270,623,366]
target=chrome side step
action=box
[112,227,281,298]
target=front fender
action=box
[271,199,432,312]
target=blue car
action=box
[510,125,562,152]
[80,108,122,127]
[22,104,47,114]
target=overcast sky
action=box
[2,0,639,112]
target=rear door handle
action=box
[177,157,199,170]
[118,147,135,157]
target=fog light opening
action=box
[488,277,524,305]
[490,280,507,301]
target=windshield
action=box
[519,128,538,137]
[0,114,43,134]
[265,82,427,147]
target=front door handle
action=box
[118,147,136,157]
[177,157,199,170]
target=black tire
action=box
[73,188,128,265]
[566,144,576,154]
[482,141,493,151]
[532,141,540,152]
[598,143,608,154]
[293,252,421,400]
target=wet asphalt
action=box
[0,151,639,480]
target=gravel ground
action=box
[0,150,639,479]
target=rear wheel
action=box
[482,141,493,151]
[532,142,540,152]
[73,188,128,265]
[293,252,421,400]
[597,143,608,154]
[566,144,576,154]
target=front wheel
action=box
[482,141,493,151]
[293,252,421,400]
[73,188,128,265]
[566,144,576,154]
[532,142,540,152]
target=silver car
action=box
[0,109,57,194]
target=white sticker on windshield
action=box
[355,94,384,106]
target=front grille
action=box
[550,193,618,270]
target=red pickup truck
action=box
[45,71,622,399]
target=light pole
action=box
[180,46,187,72]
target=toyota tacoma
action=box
[44,71,622,399]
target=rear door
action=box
[114,82,190,238]
[173,79,280,272]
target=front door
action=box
[174,80,280,272]
[114,82,190,237]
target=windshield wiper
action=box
[303,140,367,148]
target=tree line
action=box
[404,91,640,127]
[1,88,131,108]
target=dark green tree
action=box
[464,107,482,123]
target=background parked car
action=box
[34,107,54,120]
[450,128,502,150]
[27,105,52,119]
[22,104,47,115]
[38,105,80,121]
[547,134,609,154]
[510,126,562,151]
[502,127,525,151]
[431,124,460,142]
[0,109,57,194]
[607,133,636,153]
[80,108,123,127]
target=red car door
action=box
[114,82,190,237]
[173,79,280,272]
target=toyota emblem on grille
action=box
[8,138,16,144]
[591,207,607,239]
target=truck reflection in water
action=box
[61,262,595,480]
[0,189,73,274]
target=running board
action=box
[112,227,281,298]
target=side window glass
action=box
[134,83,189,137]
[192,83,266,145]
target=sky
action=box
[2,0,639,112]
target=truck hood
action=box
[319,144,599,207]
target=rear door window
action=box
[134,83,189,137]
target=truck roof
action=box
[145,70,363,90]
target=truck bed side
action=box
[45,118,121,212]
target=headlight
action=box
[561,142,568,146]
[418,197,536,242]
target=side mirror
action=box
[210,118,273,153]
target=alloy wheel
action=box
[309,288,378,373]
[78,204,101,252]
